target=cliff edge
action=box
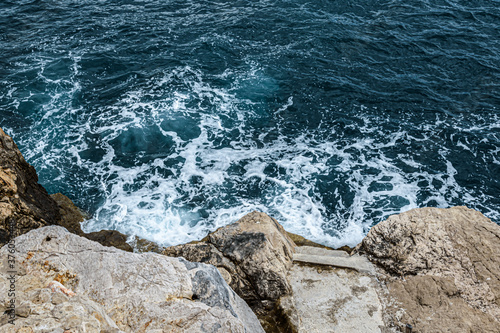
[1,127,500,332]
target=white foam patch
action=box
[6,57,500,248]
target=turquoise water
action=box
[1,0,499,247]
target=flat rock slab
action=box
[293,246,375,275]
[281,263,386,333]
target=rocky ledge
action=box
[0,226,263,332]
[1,127,500,332]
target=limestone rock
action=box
[274,245,387,333]
[293,246,375,275]
[163,211,296,327]
[0,128,61,245]
[280,264,385,333]
[0,226,264,333]
[356,206,500,332]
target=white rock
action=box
[0,226,264,333]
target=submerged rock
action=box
[0,226,264,333]
[356,206,500,332]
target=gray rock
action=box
[280,263,385,333]
[163,211,296,329]
[0,226,264,333]
[293,246,374,275]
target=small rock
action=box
[51,292,69,305]
[47,281,76,297]
[16,303,31,318]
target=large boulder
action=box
[356,206,500,332]
[0,128,61,245]
[163,211,296,330]
[0,226,264,333]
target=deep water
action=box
[1,0,499,247]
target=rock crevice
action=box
[163,211,296,330]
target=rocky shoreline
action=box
[1,127,499,333]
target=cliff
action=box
[1,127,500,332]
[0,128,61,244]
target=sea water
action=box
[1,0,499,247]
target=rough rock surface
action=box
[49,193,86,236]
[280,264,385,333]
[84,230,133,252]
[0,128,61,245]
[0,226,264,333]
[163,211,296,330]
[285,232,332,250]
[356,206,500,332]
[293,246,374,275]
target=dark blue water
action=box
[1,0,499,247]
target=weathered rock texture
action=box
[356,206,500,332]
[280,264,385,333]
[0,128,61,245]
[285,232,333,250]
[273,245,388,333]
[49,193,86,236]
[0,226,264,333]
[84,230,133,252]
[163,212,296,331]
